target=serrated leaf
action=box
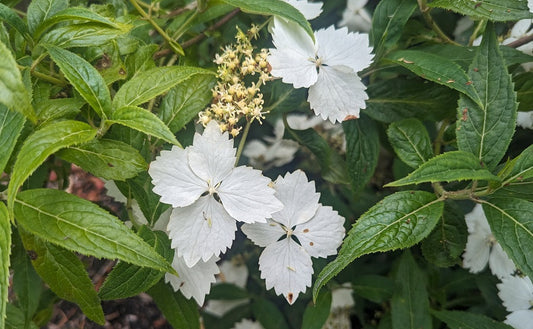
[220,0,313,40]
[5,304,38,329]
[39,22,129,48]
[0,41,36,122]
[387,118,434,169]
[0,203,10,329]
[428,0,532,22]
[313,191,443,300]
[7,120,97,218]
[112,66,214,110]
[124,44,157,79]
[352,275,393,303]
[365,78,457,123]
[207,283,249,300]
[0,4,30,41]
[385,50,481,106]
[0,105,24,174]
[109,106,180,146]
[371,0,417,54]
[57,139,147,180]
[99,227,174,300]
[27,0,67,36]
[386,151,501,187]
[431,310,513,329]
[456,23,517,170]
[301,291,331,329]
[501,144,533,185]
[34,7,119,40]
[252,298,289,329]
[421,201,467,268]
[13,189,175,274]
[391,250,432,329]
[148,280,200,329]
[19,230,105,325]
[343,115,379,192]
[36,97,85,124]
[159,74,216,134]
[493,178,533,201]
[46,45,112,119]
[482,198,533,281]
[285,124,348,184]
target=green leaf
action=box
[0,4,30,41]
[365,79,457,123]
[0,203,10,329]
[7,120,97,218]
[148,280,200,329]
[482,198,533,281]
[421,201,467,267]
[0,41,36,122]
[387,118,434,169]
[515,72,533,112]
[39,22,129,48]
[124,44,157,79]
[391,250,432,329]
[493,178,533,202]
[313,191,443,300]
[112,66,214,110]
[352,275,393,303]
[46,45,112,119]
[99,227,174,300]
[57,139,147,180]
[428,0,532,21]
[371,0,417,54]
[501,144,533,185]
[19,230,105,325]
[385,50,481,106]
[386,151,500,187]
[5,304,38,329]
[456,23,517,170]
[431,310,513,329]
[343,115,380,191]
[35,97,85,124]
[109,106,180,146]
[285,124,348,184]
[14,188,175,274]
[220,0,313,40]
[301,291,331,329]
[207,283,249,300]
[252,298,289,329]
[0,105,25,174]
[34,7,119,40]
[159,74,216,134]
[27,0,67,36]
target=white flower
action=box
[529,0,533,13]
[517,111,533,128]
[232,319,265,329]
[339,0,372,33]
[462,204,516,279]
[165,254,219,305]
[497,275,533,329]
[283,0,322,20]
[149,121,283,267]
[242,170,345,304]
[330,283,355,310]
[268,21,373,123]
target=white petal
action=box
[497,276,533,312]
[339,11,372,33]
[465,204,491,234]
[511,19,532,38]
[218,166,283,223]
[149,146,206,208]
[204,299,249,317]
[489,243,516,279]
[347,0,368,10]
[462,231,490,273]
[271,170,320,227]
[243,140,268,161]
[308,65,368,123]
[294,205,345,258]
[232,319,265,329]
[259,238,313,304]
[517,111,533,129]
[505,310,533,329]
[283,0,323,20]
[315,26,373,73]
[165,254,219,305]
[331,283,355,310]
[268,18,318,89]
[104,180,127,204]
[218,260,249,288]
[188,121,236,184]
[168,196,237,267]
[242,220,285,247]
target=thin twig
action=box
[507,34,533,48]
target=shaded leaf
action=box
[301,291,331,329]
[39,22,130,48]
[148,280,200,329]
[27,0,67,36]
[0,4,30,40]
[428,0,532,21]
[0,104,25,174]
[352,275,393,303]
[0,203,10,329]
[252,298,289,329]
[432,310,513,329]
[387,118,434,169]
[372,0,417,54]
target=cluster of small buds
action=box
[198,25,272,137]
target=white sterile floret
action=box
[339,0,372,32]
[232,319,265,329]
[530,0,533,12]
[165,254,219,305]
[497,275,533,329]
[283,0,322,20]
[268,20,373,123]
[149,121,283,267]
[462,204,516,279]
[242,170,345,304]
[517,111,533,128]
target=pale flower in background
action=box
[149,121,283,267]
[529,0,533,13]
[497,275,533,329]
[503,19,533,71]
[268,20,373,123]
[242,170,345,304]
[322,283,355,329]
[517,111,533,129]
[283,0,322,20]
[232,319,265,329]
[339,0,372,33]
[462,204,516,279]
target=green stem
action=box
[171,10,199,40]
[469,20,486,47]
[417,0,460,46]
[30,53,47,72]
[235,118,253,166]
[433,119,449,155]
[20,65,66,86]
